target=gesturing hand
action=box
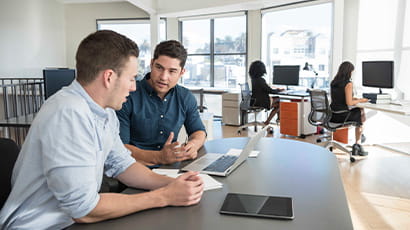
[159,132,192,164]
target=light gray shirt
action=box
[0,80,135,229]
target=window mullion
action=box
[210,19,215,87]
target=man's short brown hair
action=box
[76,30,139,85]
[153,40,187,68]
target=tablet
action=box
[219,193,294,220]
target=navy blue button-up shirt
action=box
[116,73,206,150]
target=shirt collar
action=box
[69,80,109,119]
[141,72,176,99]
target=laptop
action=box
[181,126,268,176]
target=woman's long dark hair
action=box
[331,61,355,86]
[249,60,267,79]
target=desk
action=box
[357,102,410,154]
[189,87,229,113]
[357,102,410,116]
[272,91,316,137]
[70,138,352,230]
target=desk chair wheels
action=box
[327,145,357,162]
[267,126,274,134]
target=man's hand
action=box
[157,171,204,206]
[159,132,191,164]
[180,142,198,160]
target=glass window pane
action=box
[214,16,246,54]
[183,56,211,87]
[261,3,332,86]
[357,0,398,50]
[214,55,246,88]
[98,21,151,78]
[182,20,210,54]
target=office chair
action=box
[308,89,358,162]
[0,138,20,209]
[237,83,267,134]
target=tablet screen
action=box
[220,193,294,219]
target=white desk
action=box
[357,102,410,116]
[357,102,410,154]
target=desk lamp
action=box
[303,62,318,88]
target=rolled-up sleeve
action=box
[104,135,136,178]
[184,91,206,136]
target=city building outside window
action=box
[262,2,332,89]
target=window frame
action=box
[179,12,248,88]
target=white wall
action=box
[166,17,179,41]
[341,0,359,63]
[247,10,262,83]
[64,1,149,68]
[0,0,66,78]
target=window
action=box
[181,13,247,88]
[356,0,410,98]
[262,2,332,88]
[97,18,166,78]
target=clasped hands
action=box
[159,132,198,164]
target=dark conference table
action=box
[71,137,353,230]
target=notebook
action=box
[181,126,268,176]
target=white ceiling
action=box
[61,0,302,17]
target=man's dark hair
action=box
[153,40,188,68]
[76,30,139,85]
[249,60,267,79]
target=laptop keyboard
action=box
[203,155,238,172]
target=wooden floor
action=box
[212,121,410,230]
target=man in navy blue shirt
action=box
[116,40,206,165]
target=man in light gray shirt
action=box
[0,30,203,229]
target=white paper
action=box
[152,168,179,175]
[226,148,260,158]
[152,169,223,191]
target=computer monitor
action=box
[362,61,393,93]
[43,68,76,99]
[273,65,300,87]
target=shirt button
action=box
[160,131,163,134]
[157,145,161,149]
[160,115,164,118]
[164,98,167,102]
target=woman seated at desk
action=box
[330,61,369,156]
[249,60,284,126]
